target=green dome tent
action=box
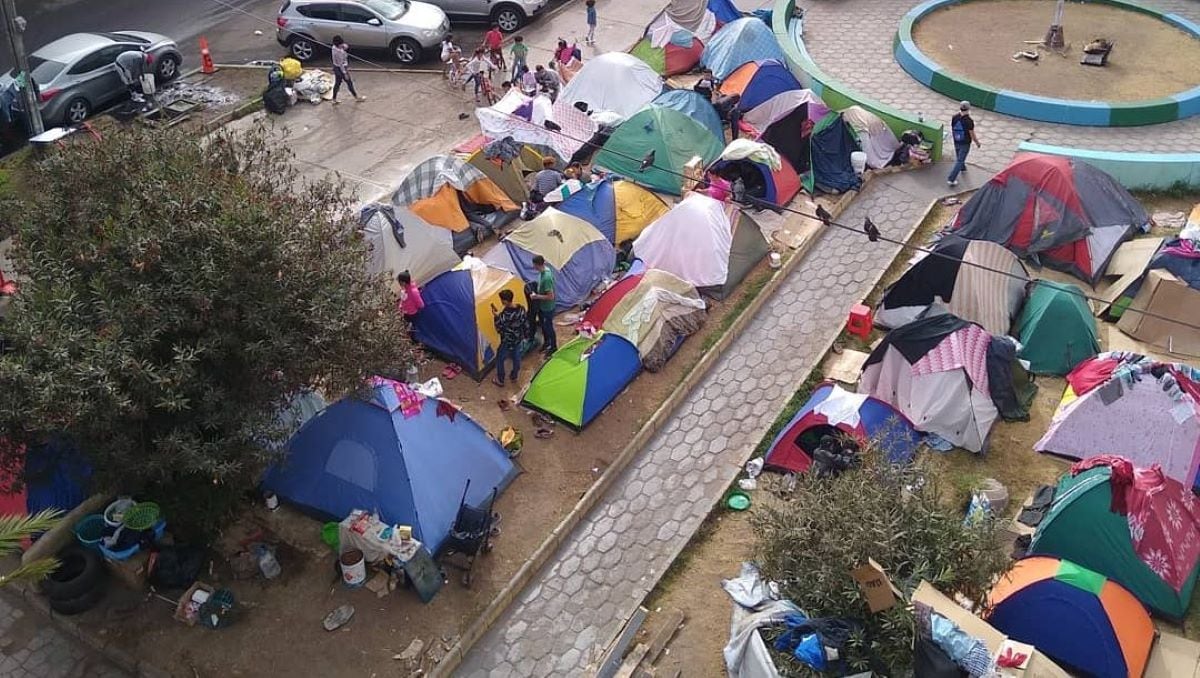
[1030,463,1200,619]
[1014,280,1098,375]
[520,332,642,430]
[593,104,724,195]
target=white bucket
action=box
[850,151,868,176]
[339,549,366,587]
[768,252,782,269]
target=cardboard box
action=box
[851,558,901,613]
[1117,269,1200,357]
[106,549,151,590]
[911,582,1070,678]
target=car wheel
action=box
[41,544,105,601]
[289,36,317,62]
[155,54,180,83]
[493,5,525,32]
[391,37,420,65]
[63,97,91,125]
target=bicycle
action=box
[485,46,506,74]
[478,73,499,106]
[446,51,466,88]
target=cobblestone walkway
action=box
[804,0,1200,174]
[0,592,128,678]
[459,172,940,676]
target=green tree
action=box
[752,442,1010,675]
[0,126,417,535]
[0,510,61,587]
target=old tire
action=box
[41,544,104,602]
[391,37,420,65]
[48,584,106,616]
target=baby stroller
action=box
[441,480,501,587]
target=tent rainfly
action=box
[581,268,706,371]
[593,104,724,195]
[556,52,663,119]
[521,331,642,429]
[1014,280,1099,375]
[359,203,459,287]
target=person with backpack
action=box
[947,101,980,186]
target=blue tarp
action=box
[262,386,517,555]
[733,60,802,113]
[496,240,616,311]
[558,178,618,243]
[411,269,487,376]
[809,113,862,193]
[708,0,742,24]
[701,17,786,79]
[23,440,90,514]
[652,89,724,145]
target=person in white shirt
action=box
[463,48,495,103]
[440,35,461,80]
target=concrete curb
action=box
[893,0,1200,126]
[1017,141,1200,190]
[430,186,861,677]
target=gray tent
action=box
[359,204,459,288]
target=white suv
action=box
[276,0,450,65]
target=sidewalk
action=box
[0,591,128,678]
[457,167,960,676]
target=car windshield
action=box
[360,0,408,20]
[7,56,67,83]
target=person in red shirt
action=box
[483,24,504,68]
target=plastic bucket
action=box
[103,497,136,528]
[850,151,867,175]
[339,549,366,587]
[321,523,340,552]
[74,515,106,550]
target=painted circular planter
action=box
[894,0,1200,126]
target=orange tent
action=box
[392,155,517,232]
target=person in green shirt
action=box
[510,35,529,83]
[529,255,557,354]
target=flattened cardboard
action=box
[1095,237,1163,315]
[1117,269,1200,357]
[851,558,901,612]
[1146,630,1200,678]
[911,582,1071,678]
[823,349,870,385]
[1103,323,1185,363]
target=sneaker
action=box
[356,96,366,102]
[947,179,958,187]
[331,99,340,105]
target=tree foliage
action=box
[0,125,416,529]
[0,509,62,587]
[752,441,1010,675]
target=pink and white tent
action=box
[1036,353,1200,488]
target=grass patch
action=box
[643,508,724,610]
[699,269,773,354]
[1132,182,1200,201]
[750,369,824,460]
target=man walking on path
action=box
[330,37,365,103]
[585,0,598,45]
[529,255,557,354]
[492,289,528,386]
[947,101,979,186]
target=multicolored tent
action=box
[763,382,921,474]
[521,331,642,429]
[465,146,541,204]
[262,381,517,556]
[700,17,785,79]
[1014,280,1099,375]
[987,556,1154,678]
[1031,459,1200,618]
[481,209,615,310]
[632,193,769,299]
[411,263,526,380]
[859,315,1035,452]
[950,153,1148,285]
[1035,353,1200,488]
[582,269,706,371]
[630,11,705,76]
[593,104,725,195]
[875,234,1029,336]
[556,52,663,119]
[711,139,802,206]
[557,177,670,245]
[716,59,818,131]
[392,155,518,232]
[359,203,459,286]
[651,89,723,145]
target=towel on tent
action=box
[718,139,782,170]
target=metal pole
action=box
[0,0,43,135]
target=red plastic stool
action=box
[846,304,873,340]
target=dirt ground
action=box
[913,0,1200,101]
[643,190,1200,675]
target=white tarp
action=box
[556,52,663,119]
[719,139,782,170]
[633,193,733,289]
[476,92,589,161]
[840,105,901,170]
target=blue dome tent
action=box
[700,17,786,79]
[652,89,724,144]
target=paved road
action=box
[0,591,128,678]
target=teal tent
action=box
[1014,280,1098,375]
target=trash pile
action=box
[157,81,240,108]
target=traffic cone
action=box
[200,37,217,75]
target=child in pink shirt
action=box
[396,271,424,320]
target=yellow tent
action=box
[613,180,669,244]
[466,149,532,204]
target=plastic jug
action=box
[254,544,281,579]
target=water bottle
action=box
[404,363,419,384]
[255,544,281,579]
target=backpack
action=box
[952,115,968,144]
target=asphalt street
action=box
[2,0,570,74]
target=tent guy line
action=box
[204,0,1200,334]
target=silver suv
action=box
[276,0,449,65]
[425,0,545,32]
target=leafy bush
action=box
[0,125,417,538]
[752,440,1010,675]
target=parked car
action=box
[276,0,450,65]
[425,0,546,32]
[0,31,182,127]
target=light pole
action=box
[0,0,44,135]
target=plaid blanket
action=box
[392,155,489,206]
